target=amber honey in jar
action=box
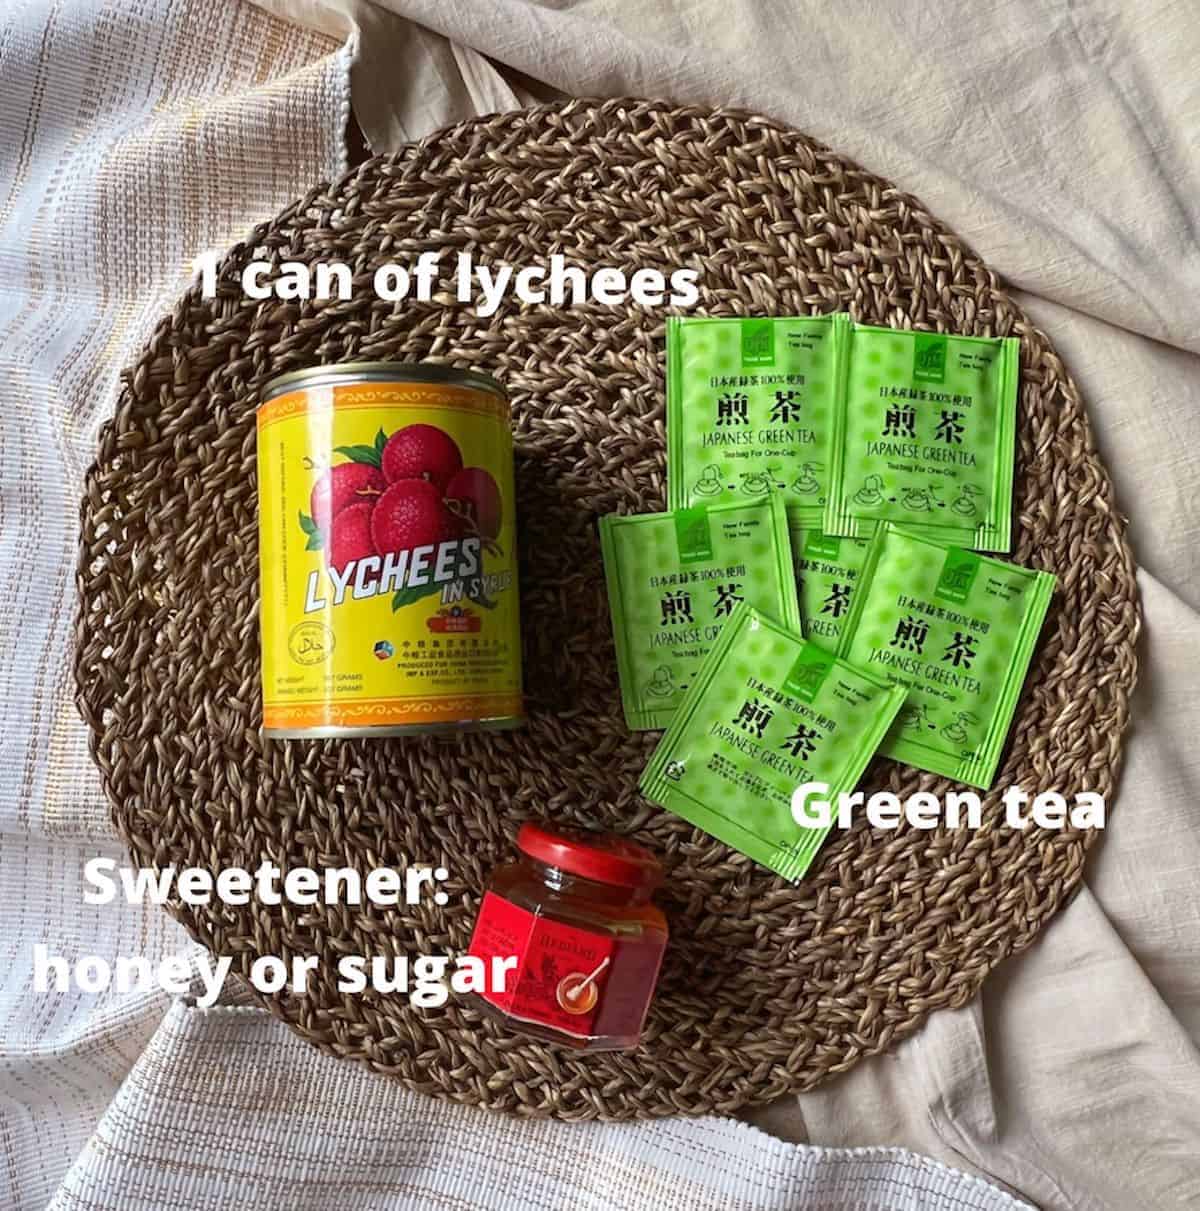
[466,823,668,1051]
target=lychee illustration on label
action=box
[256,377,523,734]
[297,422,509,614]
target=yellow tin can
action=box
[256,363,523,737]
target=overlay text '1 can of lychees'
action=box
[256,362,523,737]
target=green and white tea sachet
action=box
[837,523,1054,789]
[640,603,906,882]
[789,525,873,653]
[666,313,849,526]
[600,494,799,730]
[825,324,1019,551]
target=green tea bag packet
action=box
[825,323,1019,552]
[666,313,849,526]
[640,603,906,882]
[600,494,800,731]
[837,523,1055,789]
[789,524,872,653]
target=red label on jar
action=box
[468,892,616,1039]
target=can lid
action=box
[516,822,662,890]
[259,360,507,405]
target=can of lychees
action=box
[256,362,523,737]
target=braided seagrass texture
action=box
[76,99,1139,1119]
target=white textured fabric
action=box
[46,1000,1030,1211]
[0,1,351,1204]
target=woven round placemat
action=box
[76,98,1139,1120]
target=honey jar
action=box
[466,823,668,1051]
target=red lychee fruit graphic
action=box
[445,466,502,540]
[310,461,385,528]
[381,424,463,490]
[371,479,463,555]
[327,502,377,571]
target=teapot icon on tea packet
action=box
[951,484,982,516]
[941,711,979,745]
[791,462,822,496]
[739,467,778,496]
[853,474,885,507]
[645,665,678,699]
[693,464,724,496]
[901,486,941,512]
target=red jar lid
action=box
[516,823,662,890]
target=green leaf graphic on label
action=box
[783,644,833,703]
[392,581,442,611]
[741,318,776,367]
[934,548,980,604]
[674,507,713,563]
[298,511,324,551]
[913,333,947,384]
[803,530,842,560]
[335,442,383,469]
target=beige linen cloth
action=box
[3,1,1199,1208]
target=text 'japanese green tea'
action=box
[600,495,799,730]
[640,603,907,882]
[666,314,849,527]
[825,324,1019,551]
[836,523,1055,789]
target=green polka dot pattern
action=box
[825,324,1018,552]
[836,524,1055,788]
[667,314,848,528]
[600,494,800,730]
[641,604,907,882]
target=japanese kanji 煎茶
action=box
[640,602,906,882]
[789,524,873,653]
[836,523,1055,789]
[666,313,849,526]
[824,324,1019,551]
[600,494,799,730]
